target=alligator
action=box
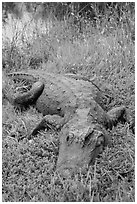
[3,69,127,175]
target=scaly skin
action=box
[3,70,127,175]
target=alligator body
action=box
[3,70,127,175]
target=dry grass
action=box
[2,4,135,202]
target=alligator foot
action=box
[107,106,127,128]
[27,115,66,140]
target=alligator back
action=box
[7,70,108,116]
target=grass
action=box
[2,3,135,202]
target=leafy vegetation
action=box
[2,2,135,202]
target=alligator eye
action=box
[84,134,91,145]
[83,130,94,146]
[66,133,74,144]
[66,136,69,142]
[57,107,61,111]
[96,135,104,147]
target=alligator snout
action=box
[56,122,108,176]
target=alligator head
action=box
[56,107,109,176]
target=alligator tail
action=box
[3,81,44,107]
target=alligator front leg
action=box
[107,106,127,128]
[27,115,67,140]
